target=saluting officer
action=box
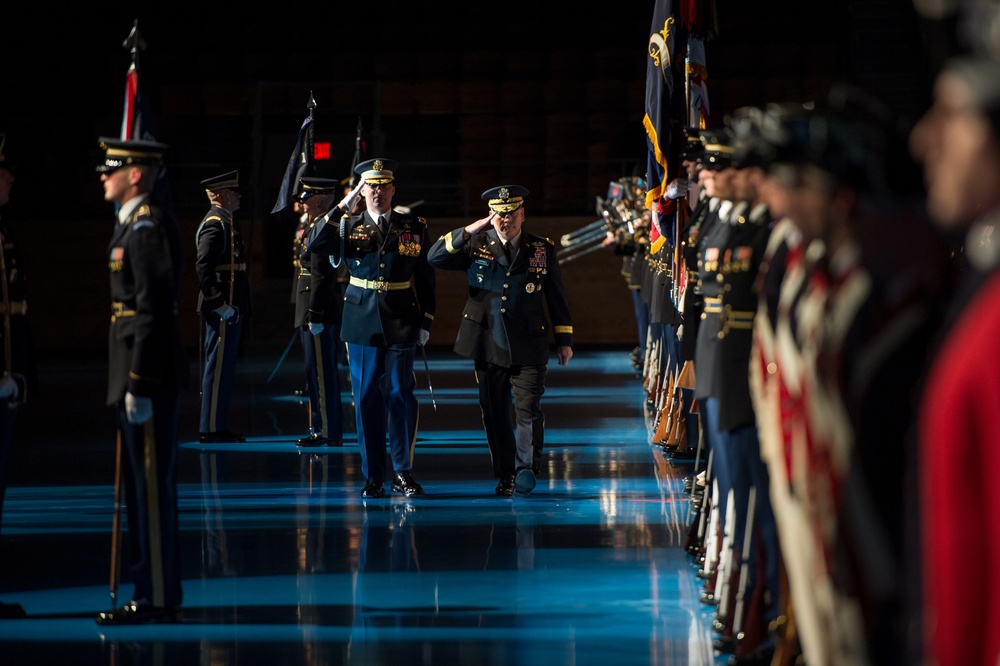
[306,158,436,498]
[95,137,188,625]
[195,171,250,444]
[293,177,345,448]
[427,186,573,497]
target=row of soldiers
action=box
[610,79,968,664]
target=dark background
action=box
[0,0,958,352]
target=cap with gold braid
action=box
[354,158,397,185]
[97,137,168,173]
[482,185,529,213]
[298,177,340,200]
[201,170,239,192]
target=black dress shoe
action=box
[96,601,180,625]
[199,430,246,444]
[392,471,425,496]
[296,433,342,447]
[361,480,385,498]
[0,600,26,618]
[495,474,516,496]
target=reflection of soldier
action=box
[199,452,238,577]
[95,137,188,625]
[427,185,573,497]
[293,178,345,448]
[351,503,420,653]
[196,171,250,444]
[0,135,33,619]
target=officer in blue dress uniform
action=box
[293,177,345,447]
[306,158,436,498]
[95,137,188,624]
[0,135,34,619]
[196,170,250,443]
[427,185,574,497]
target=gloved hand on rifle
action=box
[214,303,236,322]
[665,178,692,200]
[125,391,153,425]
[309,321,325,336]
[417,329,430,347]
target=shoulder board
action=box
[205,215,224,223]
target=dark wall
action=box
[2,1,946,351]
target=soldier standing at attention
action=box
[0,135,34,619]
[293,177,345,448]
[95,137,188,625]
[306,158,435,499]
[195,171,250,444]
[910,54,1000,666]
[427,185,573,497]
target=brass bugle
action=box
[560,218,607,247]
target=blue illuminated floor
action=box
[0,347,724,665]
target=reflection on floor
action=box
[0,348,727,665]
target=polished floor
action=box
[0,346,725,666]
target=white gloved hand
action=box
[417,329,430,346]
[665,178,692,200]
[338,181,364,212]
[309,321,325,336]
[0,375,19,400]
[214,303,236,321]
[125,391,153,425]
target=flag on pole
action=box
[348,116,366,188]
[117,19,173,218]
[644,0,677,209]
[272,94,317,214]
[686,36,710,129]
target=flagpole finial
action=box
[123,18,146,64]
[307,91,317,112]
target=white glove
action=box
[417,329,430,346]
[338,181,364,212]
[125,391,153,425]
[309,321,325,336]
[665,178,692,200]
[0,375,19,400]
[214,303,236,321]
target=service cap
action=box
[97,137,167,173]
[298,176,340,200]
[355,158,397,185]
[201,170,239,191]
[482,185,529,213]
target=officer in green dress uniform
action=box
[427,185,573,497]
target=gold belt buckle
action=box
[372,279,387,293]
